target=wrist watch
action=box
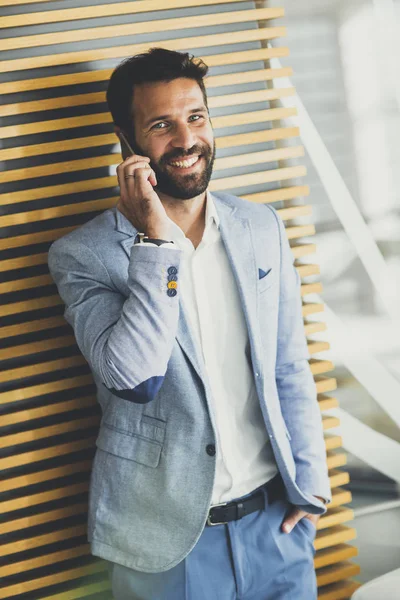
[135,232,174,246]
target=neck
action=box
[157,190,207,248]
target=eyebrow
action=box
[144,107,207,128]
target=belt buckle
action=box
[207,501,228,526]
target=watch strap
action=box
[134,233,174,246]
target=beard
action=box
[132,138,216,200]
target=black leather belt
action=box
[206,473,284,526]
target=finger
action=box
[281,508,307,534]
[118,162,151,192]
[149,169,157,187]
[124,162,151,177]
[121,153,151,166]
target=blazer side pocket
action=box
[96,423,163,468]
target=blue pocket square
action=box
[258,268,272,280]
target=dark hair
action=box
[106,47,209,140]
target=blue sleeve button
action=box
[168,266,178,275]
[168,274,178,282]
[167,288,177,297]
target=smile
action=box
[168,155,201,169]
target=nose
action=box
[170,121,196,150]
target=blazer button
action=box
[206,444,216,456]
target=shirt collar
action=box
[167,189,220,244]
[205,190,220,230]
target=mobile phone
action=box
[119,131,135,160]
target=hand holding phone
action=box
[116,131,170,239]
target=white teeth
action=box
[170,156,199,168]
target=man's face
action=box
[129,78,215,200]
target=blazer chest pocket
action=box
[95,420,165,468]
[258,268,276,294]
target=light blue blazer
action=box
[47,191,331,573]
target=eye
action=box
[152,122,168,130]
[189,114,202,122]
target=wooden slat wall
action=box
[0,1,359,598]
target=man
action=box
[48,48,331,599]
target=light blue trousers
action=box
[108,480,317,600]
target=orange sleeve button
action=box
[167,281,178,290]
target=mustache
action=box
[159,144,210,164]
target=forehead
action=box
[132,78,205,123]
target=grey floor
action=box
[349,487,400,585]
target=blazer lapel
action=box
[214,198,261,363]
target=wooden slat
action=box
[32,580,111,600]
[0,560,106,598]
[0,355,87,385]
[0,0,268,28]
[318,507,354,531]
[1,396,96,427]
[301,282,323,296]
[0,228,75,252]
[1,460,93,493]
[207,66,293,88]
[0,483,89,515]
[318,395,339,411]
[1,104,296,140]
[323,416,341,430]
[315,525,356,551]
[0,316,66,339]
[325,435,342,451]
[0,141,301,187]
[242,185,309,205]
[0,437,96,471]
[0,63,291,97]
[279,204,312,220]
[0,335,76,361]
[0,295,64,317]
[0,82,293,120]
[287,224,315,239]
[317,561,360,588]
[0,503,88,536]
[1,11,285,51]
[312,358,334,374]
[0,524,87,558]
[0,252,48,272]
[0,374,92,406]
[326,451,347,470]
[0,0,55,5]
[329,470,350,489]
[318,581,361,600]
[0,544,90,579]
[311,359,334,376]
[308,341,330,355]
[297,263,320,277]
[0,417,99,451]
[302,302,325,316]
[211,165,306,192]
[0,198,115,228]
[328,488,352,509]
[305,322,328,336]
[0,30,289,74]
[0,125,299,163]
[316,376,337,394]
[291,242,316,258]
[0,273,53,293]
[315,544,358,570]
